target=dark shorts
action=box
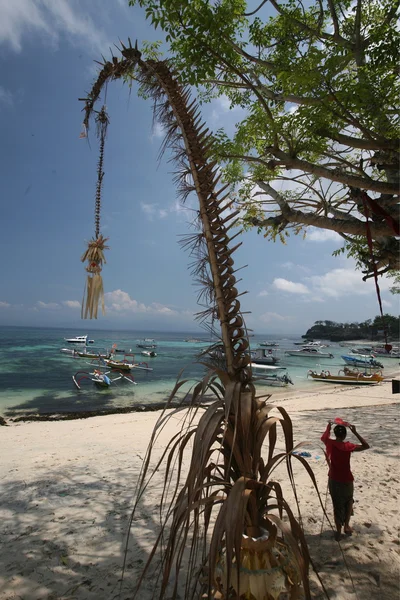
[328,479,354,526]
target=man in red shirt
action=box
[321,421,370,540]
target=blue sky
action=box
[0,0,395,334]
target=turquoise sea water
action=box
[0,326,397,416]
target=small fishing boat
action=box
[74,348,111,359]
[251,364,293,387]
[286,347,334,358]
[141,350,157,357]
[307,367,384,385]
[341,354,384,369]
[105,353,153,372]
[259,341,279,347]
[72,368,136,390]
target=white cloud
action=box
[36,301,61,310]
[0,86,13,106]
[140,202,169,220]
[382,299,392,308]
[150,122,165,140]
[258,290,269,297]
[306,228,341,242]
[141,199,195,221]
[306,267,392,299]
[0,0,107,53]
[0,301,11,308]
[104,289,179,317]
[62,300,81,309]
[280,261,311,274]
[260,312,293,323]
[273,278,310,295]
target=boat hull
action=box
[308,370,383,385]
[286,351,334,358]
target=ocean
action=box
[0,326,394,417]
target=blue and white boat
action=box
[341,354,384,369]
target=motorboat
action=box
[285,347,334,358]
[64,335,91,344]
[349,347,373,355]
[251,348,280,365]
[372,346,400,358]
[141,350,157,357]
[307,367,383,385]
[251,363,293,387]
[341,354,384,369]
[259,341,279,347]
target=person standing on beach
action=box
[321,421,370,540]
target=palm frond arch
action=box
[81,41,326,600]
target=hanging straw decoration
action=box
[81,106,110,319]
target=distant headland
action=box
[303,314,400,342]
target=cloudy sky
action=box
[0,0,395,334]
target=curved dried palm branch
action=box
[81,41,328,600]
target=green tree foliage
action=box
[130,0,399,278]
[304,314,400,340]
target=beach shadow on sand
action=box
[0,464,164,600]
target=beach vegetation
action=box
[81,42,328,599]
[303,313,400,341]
[129,0,400,282]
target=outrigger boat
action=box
[104,353,153,372]
[307,367,384,385]
[72,368,136,390]
[251,363,293,387]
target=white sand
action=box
[0,379,399,599]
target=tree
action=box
[80,45,318,599]
[130,0,399,279]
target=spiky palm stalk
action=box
[81,42,324,600]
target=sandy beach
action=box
[1,378,399,599]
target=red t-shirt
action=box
[321,426,357,482]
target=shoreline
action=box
[0,384,399,599]
[1,365,398,424]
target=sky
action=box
[0,0,396,334]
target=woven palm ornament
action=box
[81,106,110,319]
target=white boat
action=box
[64,335,94,344]
[341,354,384,369]
[250,348,280,365]
[285,347,334,358]
[251,363,293,387]
[141,350,157,357]
[372,346,400,358]
[259,341,279,347]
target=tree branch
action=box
[244,0,269,17]
[253,180,397,237]
[267,0,352,48]
[326,0,341,38]
[266,148,400,195]
[318,130,400,152]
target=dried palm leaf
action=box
[80,40,330,600]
